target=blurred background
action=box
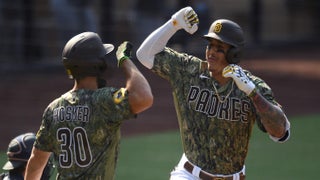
[0,0,320,179]
[0,0,319,65]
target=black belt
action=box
[183,161,245,180]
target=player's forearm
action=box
[136,20,177,69]
[122,60,153,113]
[25,157,44,179]
[25,166,42,180]
[249,91,288,138]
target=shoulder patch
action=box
[113,88,127,104]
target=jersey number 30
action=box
[57,127,93,168]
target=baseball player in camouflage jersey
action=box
[25,32,153,180]
[137,7,290,180]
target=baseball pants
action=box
[170,154,245,180]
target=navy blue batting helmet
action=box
[3,133,35,170]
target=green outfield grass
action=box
[117,114,320,180]
[0,114,319,179]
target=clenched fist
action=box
[171,6,199,34]
[116,41,133,67]
[222,64,256,95]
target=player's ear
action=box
[226,47,242,64]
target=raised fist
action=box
[116,41,133,67]
[171,6,199,34]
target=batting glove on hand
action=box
[222,64,256,95]
[171,6,199,34]
[116,41,133,67]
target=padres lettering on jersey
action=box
[187,86,250,123]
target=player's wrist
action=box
[170,8,184,31]
[168,19,181,31]
[116,41,133,67]
[248,87,257,98]
[118,56,129,67]
[244,83,256,96]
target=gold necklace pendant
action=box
[212,80,234,103]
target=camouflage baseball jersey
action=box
[35,87,134,180]
[153,47,280,175]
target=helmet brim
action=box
[3,160,26,170]
[203,33,239,47]
[103,44,114,55]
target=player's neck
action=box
[72,77,98,90]
[210,73,230,86]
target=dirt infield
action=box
[1,49,319,150]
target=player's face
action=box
[205,39,230,77]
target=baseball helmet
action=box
[204,19,245,64]
[62,32,114,79]
[3,133,36,170]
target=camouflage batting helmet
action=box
[204,19,245,64]
[62,32,114,79]
[2,133,36,170]
[204,19,244,47]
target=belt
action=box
[183,161,245,180]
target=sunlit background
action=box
[0,0,319,179]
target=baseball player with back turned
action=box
[24,32,153,179]
[137,7,290,180]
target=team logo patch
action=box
[214,22,222,33]
[113,88,127,104]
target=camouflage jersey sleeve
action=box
[152,47,196,81]
[152,48,279,175]
[34,87,134,179]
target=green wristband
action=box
[118,56,129,67]
[248,88,257,98]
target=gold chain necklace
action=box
[212,80,234,103]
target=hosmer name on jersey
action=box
[187,86,251,123]
[53,105,90,123]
